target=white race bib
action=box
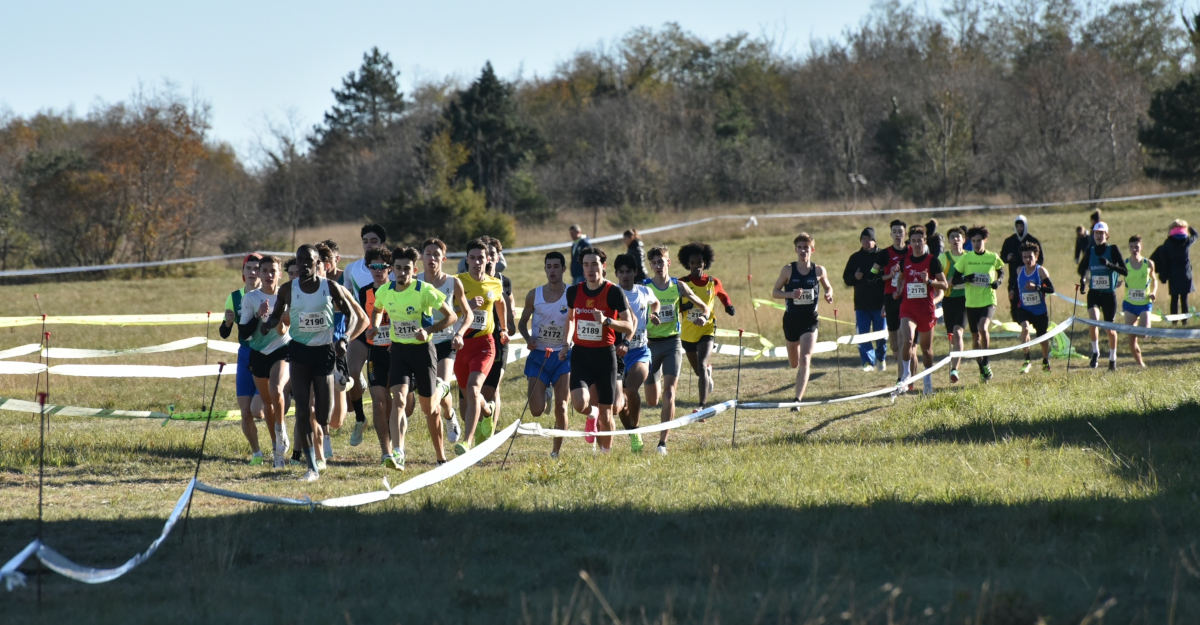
[391,320,418,340]
[470,309,488,330]
[891,272,900,288]
[1021,291,1041,307]
[658,304,676,323]
[374,330,391,346]
[792,288,816,305]
[906,281,927,299]
[971,273,991,287]
[577,319,603,341]
[299,311,328,330]
[688,309,706,325]
[539,323,565,346]
[1129,288,1146,301]
[1091,275,1111,290]
[630,330,648,348]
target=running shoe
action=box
[436,378,452,402]
[980,365,993,382]
[453,441,471,456]
[877,358,887,372]
[301,470,319,483]
[381,453,392,467]
[1089,352,1099,369]
[584,414,598,444]
[1042,361,1051,372]
[444,409,461,443]
[549,451,559,459]
[1019,360,1032,374]
[391,449,405,471]
[790,404,802,413]
[475,415,494,445]
[315,459,327,471]
[949,369,960,384]
[630,433,644,453]
[278,427,290,457]
[1108,359,1116,371]
[248,453,264,466]
[861,363,874,372]
[349,421,365,447]
[273,454,285,469]
[656,443,668,456]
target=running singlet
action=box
[288,279,334,346]
[953,251,1004,308]
[1087,245,1119,293]
[417,272,463,344]
[458,272,503,339]
[530,285,569,348]
[342,259,372,301]
[226,288,249,346]
[784,262,820,313]
[646,278,682,339]
[240,289,290,354]
[569,281,625,348]
[622,284,654,349]
[879,246,909,296]
[1124,260,1151,306]
[375,280,446,345]
[680,275,730,342]
[1016,265,1047,315]
[939,251,966,299]
[358,284,391,347]
[898,252,940,319]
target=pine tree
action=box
[313,47,406,147]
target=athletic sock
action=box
[1090,340,1099,354]
[1042,358,1049,365]
[1109,348,1117,362]
[352,398,365,423]
[900,360,911,382]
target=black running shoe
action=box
[1089,352,1099,369]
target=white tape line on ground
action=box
[44,363,235,379]
[950,317,1073,360]
[1,540,40,591]
[389,420,521,496]
[32,479,196,585]
[0,313,216,327]
[194,481,315,508]
[0,344,41,359]
[1051,291,1196,322]
[1073,316,1200,339]
[516,400,736,438]
[0,338,241,360]
[0,397,169,419]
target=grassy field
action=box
[2,197,1200,623]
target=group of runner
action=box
[223,215,1190,477]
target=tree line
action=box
[2,0,1199,270]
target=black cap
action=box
[860,227,875,241]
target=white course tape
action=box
[0,344,41,359]
[0,313,215,327]
[39,364,235,379]
[516,400,736,438]
[193,481,315,508]
[1,540,39,591]
[1073,316,1200,339]
[0,338,241,361]
[1050,291,1197,322]
[389,420,520,496]
[0,397,169,419]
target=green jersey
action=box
[375,279,447,345]
[1124,260,1151,306]
[953,250,1004,308]
[939,251,966,299]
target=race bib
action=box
[792,288,816,305]
[688,309,707,325]
[658,304,676,323]
[391,320,418,340]
[539,323,565,346]
[906,282,927,299]
[1021,291,1041,307]
[374,330,391,346]
[1129,288,1146,301]
[971,273,991,287]
[298,311,328,330]
[630,329,648,348]
[1091,275,1111,290]
[470,309,488,330]
[890,273,900,288]
[577,319,603,341]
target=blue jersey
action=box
[1016,265,1047,315]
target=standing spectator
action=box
[623,228,647,282]
[568,224,590,285]
[1150,219,1198,325]
[1074,210,1102,263]
[1000,215,1042,320]
[842,227,886,371]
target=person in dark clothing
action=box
[1077,222,1127,370]
[568,224,590,285]
[623,229,647,282]
[1000,215,1043,321]
[1150,219,1197,325]
[842,227,886,370]
[1074,210,1102,263]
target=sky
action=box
[1,0,948,167]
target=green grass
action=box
[2,198,1200,623]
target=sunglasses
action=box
[368,263,389,270]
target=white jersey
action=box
[418,271,463,344]
[622,284,654,348]
[342,259,372,299]
[530,284,568,348]
[240,289,290,354]
[288,278,334,346]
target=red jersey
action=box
[570,281,624,347]
[898,251,942,330]
[879,245,910,296]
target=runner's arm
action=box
[770,265,793,300]
[712,277,735,316]
[428,299,458,334]
[517,289,536,346]
[262,283,289,333]
[333,283,369,340]
[677,282,711,318]
[1037,266,1055,294]
[818,265,835,303]
[494,296,510,345]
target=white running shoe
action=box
[349,421,365,446]
[436,378,452,402]
[877,358,887,372]
[444,409,461,443]
[656,443,668,456]
[861,363,874,372]
[277,426,290,457]
[301,470,319,482]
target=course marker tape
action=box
[0,338,240,360]
[516,400,735,438]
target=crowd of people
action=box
[219,215,1195,479]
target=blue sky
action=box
[1,0,947,165]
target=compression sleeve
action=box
[711,277,733,307]
[1040,274,1055,294]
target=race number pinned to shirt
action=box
[906,282,928,299]
[1129,288,1146,301]
[793,288,816,305]
[688,309,706,325]
[971,273,991,287]
[1021,291,1041,307]
[577,319,603,341]
[1091,275,1111,290]
[658,304,676,324]
[470,309,488,330]
[630,329,648,348]
[539,323,565,346]
[299,312,328,330]
[391,320,418,340]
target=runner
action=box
[870,220,909,376]
[370,246,458,469]
[842,227,886,371]
[480,236,516,446]
[262,245,368,481]
[1149,219,1197,326]
[517,251,573,457]
[1014,242,1054,373]
[451,238,507,455]
[771,233,834,407]
[568,224,590,285]
[356,247,394,461]
[344,225,388,446]
[952,226,1005,382]
[316,242,350,461]
[1000,215,1043,321]
[894,225,947,396]
[418,238,469,445]
[237,255,291,468]
[1077,221,1127,370]
[559,247,634,453]
[939,228,968,383]
[678,242,735,410]
[615,253,658,452]
[642,246,709,456]
[217,253,266,464]
[1123,235,1157,368]
[1074,210,1102,263]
